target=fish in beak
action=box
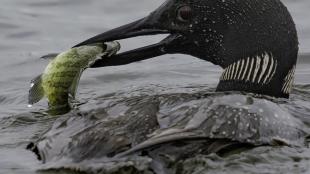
[73,0,197,67]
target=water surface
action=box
[0,0,310,173]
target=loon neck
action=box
[216,52,296,98]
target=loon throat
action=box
[216,52,296,98]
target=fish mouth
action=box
[74,16,187,67]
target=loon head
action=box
[75,0,298,98]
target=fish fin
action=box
[68,70,83,99]
[28,75,45,105]
[40,53,59,59]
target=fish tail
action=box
[28,75,45,105]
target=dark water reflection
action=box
[0,0,309,173]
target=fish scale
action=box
[28,41,121,112]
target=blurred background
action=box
[0,0,309,173]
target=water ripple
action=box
[7,31,38,39]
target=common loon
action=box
[28,0,308,172]
[75,0,298,99]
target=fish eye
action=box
[177,6,192,22]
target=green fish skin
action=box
[28,41,120,110]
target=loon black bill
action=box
[74,20,175,67]
[73,0,192,67]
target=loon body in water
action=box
[28,0,309,172]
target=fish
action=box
[28,41,120,111]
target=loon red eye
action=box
[177,6,192,22]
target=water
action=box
[0,0,309,173]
